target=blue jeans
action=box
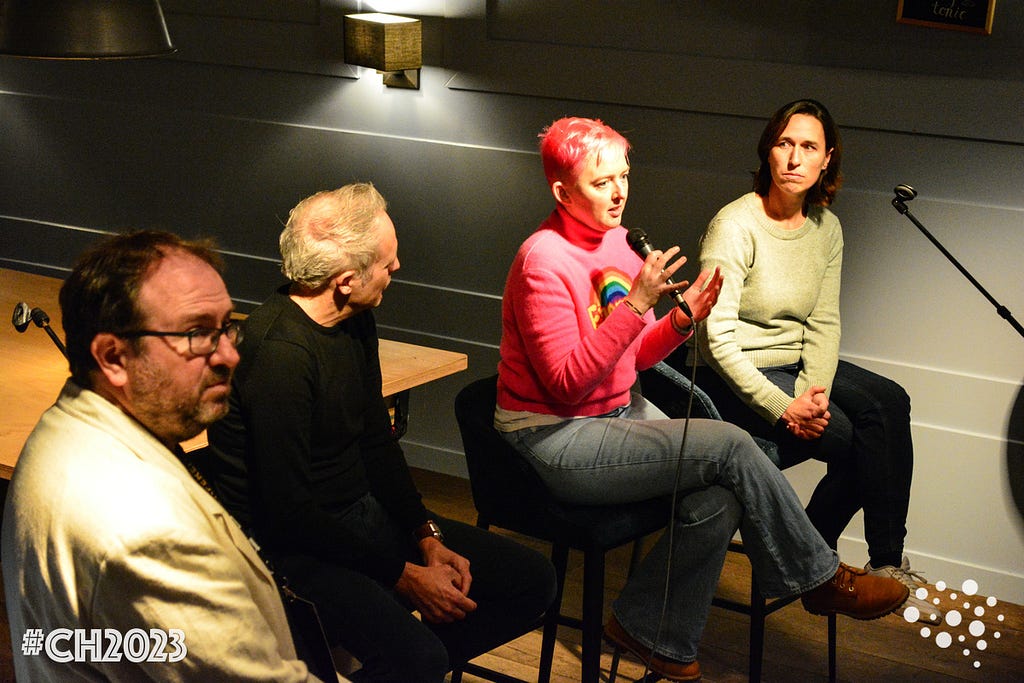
[695,360,913,565]
[502,394,837,662]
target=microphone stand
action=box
[891,186,1024,339]
[35,312,68,359]
[11,303,69,359]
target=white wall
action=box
[1,0,1021,602]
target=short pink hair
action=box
[539,117,631,187]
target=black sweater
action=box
[206,286,428,587]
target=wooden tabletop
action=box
[0,267,467,479]
[378,338,468,398]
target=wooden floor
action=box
[412,469,1024,683]
[0,469,1020,682]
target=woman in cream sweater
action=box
[694,99,937,623]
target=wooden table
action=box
[0,267,467,478]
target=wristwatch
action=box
[413,519,444,544]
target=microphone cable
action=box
[638,319,702,679]
[619,229,707,674]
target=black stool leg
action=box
[608,650,621,683]
[828,613,837,682]
[580,549,606,683]
[749,573,766,682]
[538,544,569,683]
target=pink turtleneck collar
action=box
[547,205,609,251]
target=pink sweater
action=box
[497,207,691,418]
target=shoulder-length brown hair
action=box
[753,99,843,207]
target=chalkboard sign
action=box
[897,0,996,35]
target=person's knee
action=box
[526,552,559,613]
[715,419,763,451]
[674,486,742,530]
[864,372,911,416]
[355,630,449,683]
[495,542,558,617]
[888,380,911,414]
[504,541,558,616]
[714,420,777,471]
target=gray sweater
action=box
[695,192,843,423]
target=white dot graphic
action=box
[911,576,1008,674]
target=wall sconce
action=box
[344,13,421,90]
[0,0,175,59]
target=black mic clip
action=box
[892,184,917,215]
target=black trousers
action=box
[695,360,914,565]
[274,495,557,683]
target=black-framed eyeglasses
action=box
[116,320,244,356]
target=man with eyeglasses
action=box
[2,230,327,681]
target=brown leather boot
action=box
[604,615,701,681]
[801,562,909,620]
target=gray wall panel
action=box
[2,0,1022,601]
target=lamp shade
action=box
[0,0,175,59]
[344,13,421,72]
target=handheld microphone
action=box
[625,228,693,320]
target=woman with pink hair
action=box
[494,116,908,679]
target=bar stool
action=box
[453,375,671,683]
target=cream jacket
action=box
[1,380,325,682]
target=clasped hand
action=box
[625,245,723,324]
[782,386,830,440]
[395,537,477,623]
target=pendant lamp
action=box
[0,0,175,59]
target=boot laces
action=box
[886,564,927,588]
[833,563,859,592]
